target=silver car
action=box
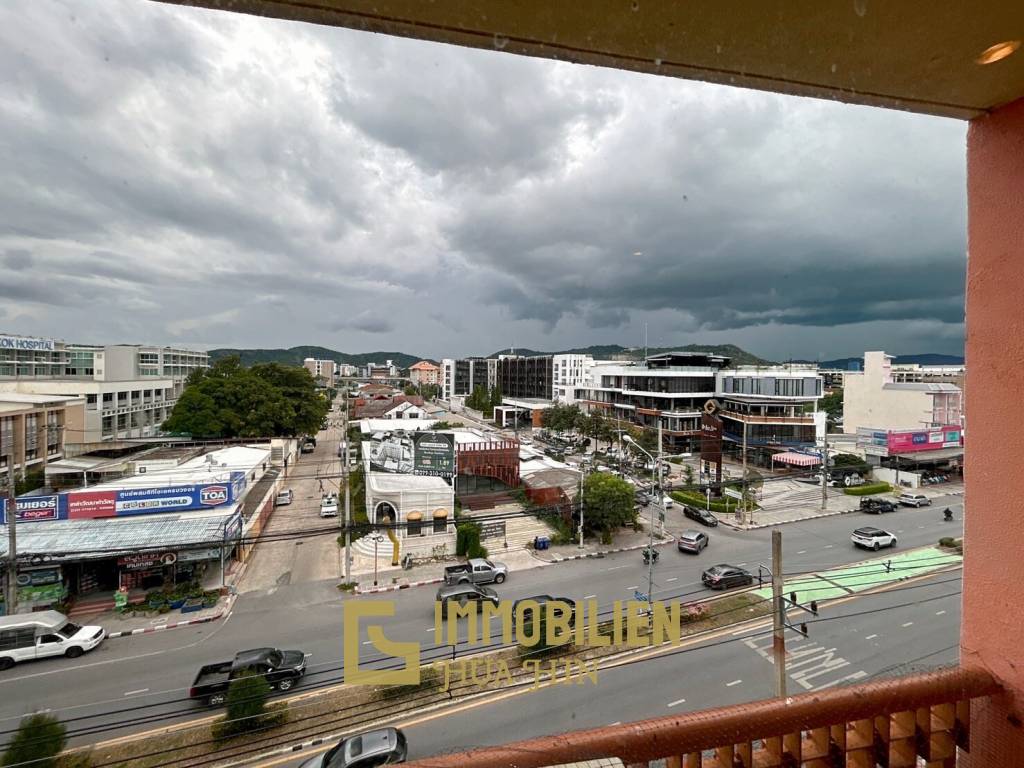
[677,529,709,554]
[300,728,408,767]
[851,526,898,550]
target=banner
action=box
[1,495,64,524]
[888,426,962,454]
[413,433,455,477]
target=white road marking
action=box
[608,721,621,726]
[425,627,436,633]
[797,550,807,554]
[823,545,833,549]
[583,594,597,599]
[626,585,638,590]
[902,621,914,628]
[935,610,947,616]
[666,578,678,583]
[736,562,747,566]
[865,634,878,640]
[123,688,149,696]
[607,565,629,571]
[667,697,687,707]
[726,679,742,687]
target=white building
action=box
[303,358,335,385]
[843,351,963,434]
[383,401,428,420]
[0,334,208,444]
[552,354,593,404]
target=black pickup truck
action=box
[189,647,307,705]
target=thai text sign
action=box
[887,426,962,454]
[413,432,455,477]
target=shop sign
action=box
[1,495,63,524]
[223,513,243,542]
[0,334,55,351]
[413,433,456,477]
[888,426,963,454]
[16,568,61,587]
[178,548,221,563]
[118,552,177,571]
[17,583,64,604]
[479,521,506,540]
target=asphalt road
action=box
[0,495,964,748]
[268,571,962,767]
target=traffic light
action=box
[703,461,711,476]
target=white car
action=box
[851,526,898,551]
[320,494,339,518]
[0,612,105,669]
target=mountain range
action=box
[207,346,424,369]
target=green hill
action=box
[207,346,423,369]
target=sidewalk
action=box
[100,593,236,639]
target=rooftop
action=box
[883,382,963,392]
[86,445,270,492]
[366,473,452,493]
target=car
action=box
[301,441,316,454]
[634,491,650,507]
[701,564,753,590]
[275,489,294,506]
[898,493,931,507]
[677,529,709,554]
[0,612,105,670]
[852,526,898,550]
[300,727,408,768]
[662,495,674,509]
[320,493,339,517]
[512,595,576,626]
[683,505,719,527]
[435,583,500,615]
[860,497,896,514]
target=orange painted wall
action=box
[962,95,1024,763]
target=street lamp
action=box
[623,434,659,615]
[372,533,385,586]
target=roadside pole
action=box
[821,426,829,511]
[577,464,585,549]
[741,420,749,526]
[343,396,352,586]
[656,422,664,538]
[771,529,787,697]
[4,464,16,615]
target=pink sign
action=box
[66,490,117,519]
[888,426,962,454]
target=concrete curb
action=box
[106,594,236,639]
[717,506,859,531]
[354,577,444,595]
[546,538,674,563]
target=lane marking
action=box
[902,621,914,628]
[797,550,807,554]
[823,545,833,549]
[666,578,678,583]
[362,641,373,645]
[609,721,621,726]
[726,679,742,687]
[425,628,436,633]
[607,565,629,571]
[935,610,946,616]
[583,594,597,599]
[626,585,638,590]
[667,697,687,707]
[123,688,149,696]
[865,634,878,640]
[736,562,747,567]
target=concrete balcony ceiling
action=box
[158,0,1024,118]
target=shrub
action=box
[600,530,613,545]
[456,522,481,557]
[843,482,892,496]
[939,537,956,548]
[2,713,67,768]
[670,490,743,515]
[212,673,279,741]
[378,665,441,699]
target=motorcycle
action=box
[943,508,954,521]
[642,547,660,564]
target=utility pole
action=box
[5,463,17,615]
[771,529,786,697]
[342,400,352,586]
[656,421,664,537]
[821,424,829,511]
[741,419,749,525]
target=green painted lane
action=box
[752,546,962,603]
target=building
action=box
[0,393,86,478]
[303,358,335,386]
[0,334,209,444]
[366,360,400,380]
[497,355,554,399]
[843,351,964,434]
[383,400,428,419]
[552,354,593,404]
[440,357,495,400]
[408,360,440,387]
[581,352,822,456]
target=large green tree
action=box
[2,713,67,768]
[581,472,635,534]
[162,357,328,438]
[541,404,584,433]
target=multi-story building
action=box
[552,354,593,404]
[0,333,208,444]
[581,352,823,457]
[408,360,440,387]
[497,355,554,399]
[441,357,494,399]
[0,393,85,477]
[334,362,359,378]
[843,351,963,434]
[303,357,336,386]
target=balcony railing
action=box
[403,667,998,768]
[720,411,816,424]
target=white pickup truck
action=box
[320,493,338,517]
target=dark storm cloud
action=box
[0,0,966,360]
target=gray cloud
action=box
[0,0,967,362]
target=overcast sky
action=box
[1,1,968,362]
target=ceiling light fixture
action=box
[975,40,1021,65]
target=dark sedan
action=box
[683,505,719,527]
[701,564,753,590]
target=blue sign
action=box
[1,495,65,524]
[634,590,649,603]
[223,512,243,542]
[912,433,928,445]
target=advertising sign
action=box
[479,521,506,541]
[118,552,177,571]
[888,426,963,454]
[178,548,222,563]
[66,490,117,519]
[0,334,55,352]
[223,512,243,542]
[413,433,456,477]
[16,568,61,587]
[1,495,64,524]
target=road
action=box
[0,494,964,749]
[268,571,961,766]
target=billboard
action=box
[413,433,455,477]
[3,481,242,524]
[888,426,962,454]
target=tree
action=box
[541,404,584,434]
[582,473,635,535]
[213,673,272,740]
[404,384,418,396]
[162,357,329,438]
[819,389,844,425]
[2,713,67,768]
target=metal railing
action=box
[402,666,998,768]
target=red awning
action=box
[772,452,821,467]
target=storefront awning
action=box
[892,447,964,462]
[771,452,822,467]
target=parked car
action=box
[860,497,896,514]
[677,529,710,554]
[662,495,674,509]
[275,489,294,507]
[851,526,898,550]
[443,558,508,585]
[189,647,308,705]
[512,595,576,626]
[634,491,650,507]
[320,493,339,517]
[436,583,500,615]
[701,564,754,590]
[300,727,408,768]
[683,505,719,527]
[898,493,931,507]
[301,441,316,454]
[0,612,105,670]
